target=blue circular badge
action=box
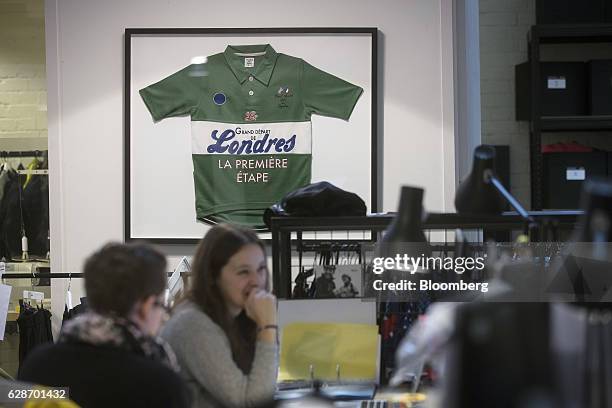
[213,92,226,106]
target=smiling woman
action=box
[161,224,279,408]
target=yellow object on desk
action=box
[374,391,427,405]
[279,322,379,382]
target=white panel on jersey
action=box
[191,121,312,155]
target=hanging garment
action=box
[0,168,11,205]
[0,170,21,260]
[0,171,23,260]
[22,158,40,190]
[380,301,431,384]
[61,298,88,327]
[16,302,53,366]
[22,175,49,257]
[0,169,12,260]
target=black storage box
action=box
[515,62,587,119]
[588,60,612,115]
[541,62,587,116]
[543,152,608,209]
[536,0,606,24]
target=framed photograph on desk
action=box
[311,264,363,298]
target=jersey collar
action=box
[223,44,278,86]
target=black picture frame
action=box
[124,27,378,244]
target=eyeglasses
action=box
[153,298,171,314]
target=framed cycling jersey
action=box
[125,28,378,243]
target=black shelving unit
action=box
[269,211,581,384]
[524,24,612,209]
[269,211,581,298]
[540,115,612,131]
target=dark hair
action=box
[84,242,167,317]
[188,224,267,374]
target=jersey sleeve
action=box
[301,61,364,120]
[139,65,201,121]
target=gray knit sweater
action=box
[160,301,278,408]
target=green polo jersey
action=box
[139,44,363,227]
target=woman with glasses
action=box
[18,242,189,408]
[161,224,278,408]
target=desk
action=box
[276,386,429,407]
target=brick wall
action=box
[0,0,47,152]
[479,0,535,208]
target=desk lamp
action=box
[378,186,431,266]
[383,186,428,244]
[372,186,431,300]
[455,145,533,225]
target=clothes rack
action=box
[0,150,50,261]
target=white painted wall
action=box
[46,0,457,334]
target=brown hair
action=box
[84,242,167,317]
[188,224,267,374]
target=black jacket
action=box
[22,175,49,257]
[18,342,190,408]
[0,170,22,260]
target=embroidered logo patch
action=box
[244,111,258,121]
[276,86,293,97]
[213,92,226,106]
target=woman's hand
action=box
[245,290,278,343]
[244,289,277,327]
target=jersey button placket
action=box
[245,76,260,111]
